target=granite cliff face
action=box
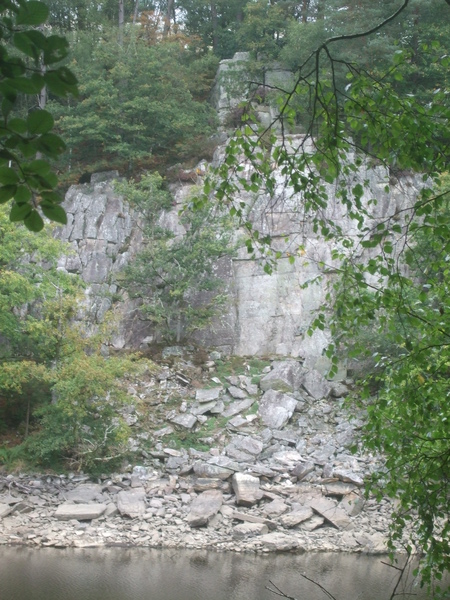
[54,155,421,371]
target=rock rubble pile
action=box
[0,357,394,554]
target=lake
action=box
[0,547,438,600]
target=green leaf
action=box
[10,202,32,221]
[0,166,19,185]
[35,133,65,157]
[24,208,44,231]
[0,185,17,204]
[16,1,49,26]
[40,203,67,224]
[14,185,31,203]
[27,110,54,135]
[8,118,27,134]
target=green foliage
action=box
[0,0,78,230]
[116,173,235,343]
[0,204,151,473]
[205,2,450,589]
[331,179,450,587]
[48,31,218,175]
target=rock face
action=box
[53,142,422,368]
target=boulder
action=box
[55,503,107,521]
[0,504,12,518]
[170,414,197,429]
[300,369,331,400]
[291,461,315,480]
[117,489,147,518]
[232,473,262,506]
[333,468,364,486]
[196,388,222,403]
[340,492,365,517]
[309,497,351,530]
[221,398,254,418]
[259,532,302,551]
[65,483,105,503]
[231,511,277,530]
[226,435,263,457]
[263,499,289,517]
[258,390,297,429]
[227,386,248,399]
[187,490,223,527]
[233,522,268,538]
[193,462,234,480]
[259,361,303,393]
[280,507,314,528]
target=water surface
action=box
[0,547,436,600]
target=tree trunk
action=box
[163,0,174,37]
[211,2,218,53]
[118,0,124,45]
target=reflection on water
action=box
[0,547,439,600]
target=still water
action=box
[0,547,436,600]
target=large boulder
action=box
[117,489,147,518]
[258,390,297,429]
[232,473,262,506]
[65,483,105,503]
[259,361,303,393]
[55,503,107,521]
[187,490,223,527]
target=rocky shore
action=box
[0,357,395,554]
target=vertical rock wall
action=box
[54,160,422,373]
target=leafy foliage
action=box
[0,204,150,473]
[0,0,78,230]
[201,0,450,588]
[116,173,235,343]
[48,31,218,177]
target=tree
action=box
[200,0,450,588]
[0,204,150,472]
[0,0,78,231]
[115,173,235,343]
[48,31,218,176]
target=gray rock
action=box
[340,492,365,517]
[259,361,303,393]
[65,483,104,503]
[280,507,314,528]
[299,514,325,531]
[309,497,351,530]
[259,532,301,551]
[190,401,218,415]
[300,369,331,400]
[233,522,268,538]
[263,499,289,517]
[226,435,263,456]
[232,473,262,506]
[55,503,107,521]
[323,482,357,496]
[170,414,197,429]
[291,461,315,480]
[228,386,248,399]
[117,489,147,517]
[193,462,234,480]
[196,388,222,403]
[258,390,297,429]
[231,511,277,530]
[0,504,12,518]
[192,478,230,492]
[221,398,254,418]
[187,490,223,527]
[333,468,364,486]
